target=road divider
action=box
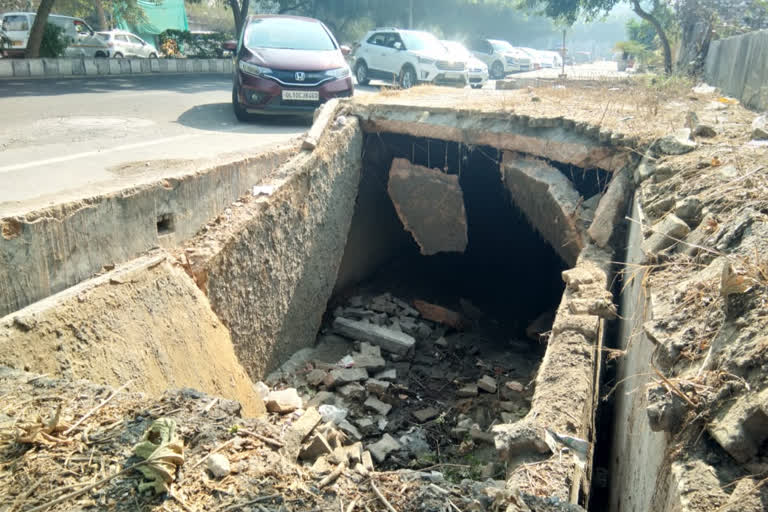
[0,57,234,79]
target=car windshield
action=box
[244,17,335,51]
[400,31,443,53]
[441,41,471,59]
[490,40,513,52]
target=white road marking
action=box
[0,133,200,173]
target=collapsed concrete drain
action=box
[263,132,607,488]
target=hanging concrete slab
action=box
[501,152,584,266]
[387,158,468,256]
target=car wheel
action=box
[354,60,370,85]
[471,84,482,89]
[113,52,123,59]
[491,61,504,79]
[149,52,158,58]
[232,85,252,122]
[94,51,107,58]
[399,65,416,89]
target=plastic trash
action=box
[337,355,355,368]
[318,404,347,424]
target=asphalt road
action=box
[0,74,315,211]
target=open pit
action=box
[2,83,767,512]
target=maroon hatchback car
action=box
[232,15,354,120]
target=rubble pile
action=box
[265,292,543,482]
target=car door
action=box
[129,35,148,57]
[2,13,32,51]
[115,34,130,56]
[362,32,387,75]
[378,32,404,78]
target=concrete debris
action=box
[207,453,231,478]
[646,385,688,433]
[387,157,468,255]
[337,382,366,400]
[412,300,465,329]
[306,369,327,387]
[674,196,703,227]
[457,383,479,397]
[308,391,335,408]
[337,420,363,441]
[493,422,551,460]
[364,396,392,416]
[693,124,717,138]
[708,390,768,463]
[365,378,391,396]
[505,381,525,393]
[300,433,333,461]
[368,434,401,462]
[254,381,270,400]
[265,388,303,414]
[324,367,369,388]
[642,214,691,256]
[374,368,397,381]
[283,407,323,458]
[654,128,697,155]
[413,407,440,423]
[318,404,348,424]
[752,114,768,140]
[333,317,416,356]
[477,375,498,393]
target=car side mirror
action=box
[340,44,351,56]
[222,40,237,52]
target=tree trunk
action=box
[631,0,673,74]
[94,0,108,30]
[25,0,56,59]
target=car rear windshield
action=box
[244,17,335,51]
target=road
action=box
[0,74,312,212]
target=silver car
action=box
[96,30,158,58]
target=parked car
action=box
[354,28,467,88]
[96,30,158,58]
[0,28,10,57]
[440,40,487,89]
[231,14,353,120]
[517,47,547,70]
[540,50,563,68]
[466,38,531,79]
[0,12,109,58]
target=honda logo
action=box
[295,71,306,81]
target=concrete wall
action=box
[609,196,668,512]
[333,134,415,295]
[0,253,265,417]
[0,57,233,79]
[185,117,363,380]
[0,146,295,318]
[705,30,768,111]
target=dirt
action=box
[0,255,264,418]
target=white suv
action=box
[467,38,532,79]
[353,28,467,88]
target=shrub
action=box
[39,22,67,58]
[158,30,232,58]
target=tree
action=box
[523,0,675,74]
[25,0,56,58]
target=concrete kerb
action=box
[0,57,234,80]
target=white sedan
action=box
[441,40,489,89]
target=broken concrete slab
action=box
[588,166,632,249]
[477,375,498,393]
[457,384,479,398]
[387,158,468,255]
[642,214,691,256]
[324,368,369,388]
[413,407,440,423]
[300,433,333,461]
[708,390,768,463]
[337,382,366,400]
[752,114,768,140]
[374,368,397,381]
[501,152,584,266]
[333,317,416,356]
[368,434,401,462]
[365,378,391,396]
[364,396,392,416]
[654,128,697,155]
[283,407,323,458]
[265,388,303,414]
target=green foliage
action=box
[159,29,232,58]
[39,22,68,57]
[56,0,152,28]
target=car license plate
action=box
[12,40,23,47]
[444,72,462,79]
[282,90,319,101]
